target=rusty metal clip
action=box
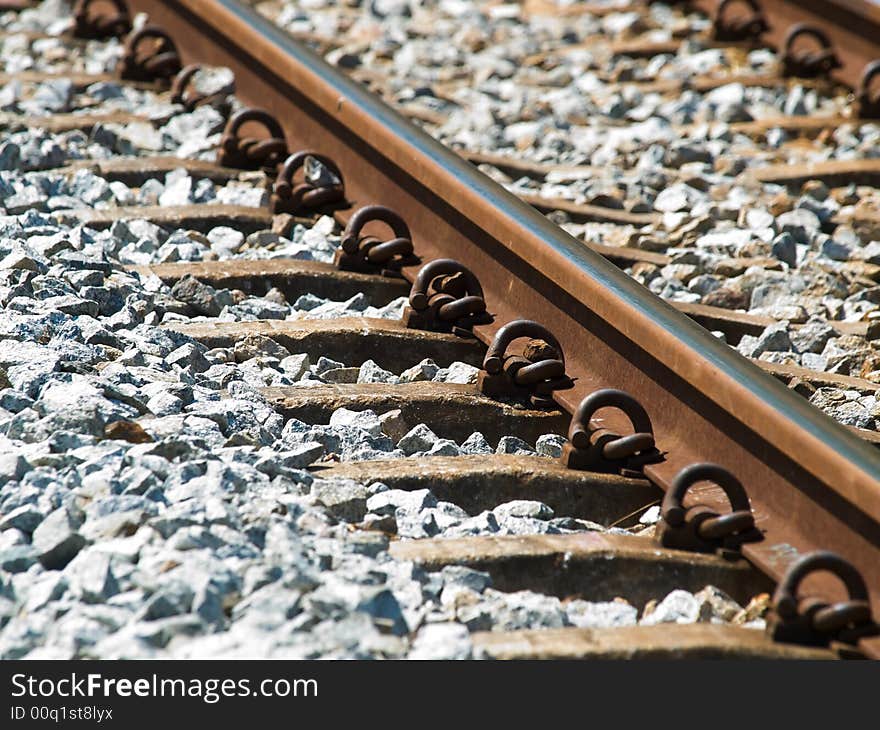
[334,205,419,277]
[857,60,880,119]
[478,320,573,408]
[218,108,288,173]
[656,463,760,554]
[767,552,879,651]
[781,24,842,78]
[402,259,492,337]
[72,0,131,39]
[560,389,660,475]
[712,0,769,43]
[171,64,234,113]
[272,151,345,215]
[117,25,182,85]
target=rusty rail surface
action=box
[119,0,880,655]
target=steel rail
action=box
[126,0,880,655]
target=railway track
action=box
[0,0,877,659]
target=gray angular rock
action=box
[317,367,359,385]
[31,506,86,569]
[395,505,443,538]
[820,238,851,262]
[0,142,20,171]
[535,433,566,457]
[442,510,500,537]
[146,391,184,416]
[170,275,234,317]
[279,353,310,380]
[487,589,568,630]
[694,585,743,622]
[494,500,554,520]
[800,352,827,371]
[442,361,480,384]
[162,105,224,146]
[397,423,438,455]
[399,359,439,383]
[314,356,344,375]
[566,600,638,628]
[441,565,491,593]
[641,589,708,625]
[0,504,43,533]
[329,408,383,436]
[784,85,811,116]
[259,443,324,472]
[366,488,437,517]
[310,479,368,522]
[460,431,492,455]
[64,550,119,604]
[233,334,290,362]
[358,586,410,636]
[143,583,194,621]
[224,297,289,320]
[0,250,46,273]
[375,409,407,442]
[166,342,210,373]
[770,232,797,267]
[776,209,820,245]
[292,293,323,312]
[0,390,34,414]
[425,439,461,456]
[640,505,661,525]
[24,572,68,612]
[0,453,28,485]
[357,359,397,384]
[737,321,793,357]
[0,545,38,573]
[496,436,535,455]
[744,208,775,231]
[790,322,835,354]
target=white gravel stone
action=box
[494,500,554,520]
[440,361,479,384]
[535,433,566,457]
[207,226,244,254]
[280,353,310,380]
[399,358,439,383]
[409,623,473,659]
[639,505,661,525]
[366,488,437,518]
[566,600,638,628]
[329,408,383,437]
[641,589,708,626]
